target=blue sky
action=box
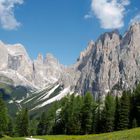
[0,0,140,65]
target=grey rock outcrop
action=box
[0,41,8,70]
[75,23,140,98]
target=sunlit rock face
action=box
[0,41,8,70]
[75,23,140,98]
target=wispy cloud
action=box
[90,0,130,29]
[130,13,140,25]
[0,0,24,30]
[84,11,93,19]
[84,14,92,19]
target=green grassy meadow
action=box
[1,128,140,140]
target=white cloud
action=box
[0,0,24,30]
[84,14,92,19]
[130,13,140,25]
[91,0,130,29]
[84,11,94,19]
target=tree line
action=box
[1,84,140,137]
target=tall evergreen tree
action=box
[114,96,120,131]
[22,108,29,136]
[53,97,69,134]
[0,96,8,137]
[6,117,14,137]
[101,93,115,132]
[15,108,29,136]
[95,104,102,133]
[91,96,97,133]
[67,95,83,134]
[133,84,140,126]
[29,119,38,136]
[37,112,47,135]
[59,95,83,135]
[81,92,93,134]
[118,91,130,130]
[46,102,59,134]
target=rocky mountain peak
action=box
[97,29,120,47]
[78,40,94,61]
[44,53,59,64]
[129,22,140,32]
[37,53,43,63]
[7,43,26,55]
[76,40,94,65]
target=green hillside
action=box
[1,128,140,140]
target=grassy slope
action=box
[1,128,140,140]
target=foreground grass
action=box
[1,128,140,140]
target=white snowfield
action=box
[32,86,72,110]
[38,84,60,101]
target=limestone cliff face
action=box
[0,41,8,70]
[75,23,140,98]
[0,23,140,99]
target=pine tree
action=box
[95,104,102,133]
[29,119,38,136]
[46,102,59,134]
[118,91,130,130]
[15,108,29,136]
[101,93,115,132]
[15,109,22,136]
[54,97,69,134]
[114,96,120,131]
[6,117,14,136]
[22,108,29,136]
[59,95,83,135]
[37,112,47,135]
[133,84,140,126]
[67,95,83,134]
[91,96,97,133]
[81,92,93,134]
[0,96,8,137]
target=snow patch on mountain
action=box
[32,86,71,110]
[38,84,60,101]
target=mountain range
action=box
[0,22,140,114]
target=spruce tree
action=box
[46,102,59,134]
[95,104,102,133]
[134,84,140,126]
[6,117,14,136]
[37,112,47,135]
[67,95,83,134]
[29,119,38,136]
[101,93,115,132]
[15,108,29,136]
[91,96,97,133]
[81,92,93,134]
[15,109,22,136]
[59,95,82,135]
[118,91,130,130]
[0,96,8,137]
[114,96,120,131]
[22,108,29,136]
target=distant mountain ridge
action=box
[0,22,140,112]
